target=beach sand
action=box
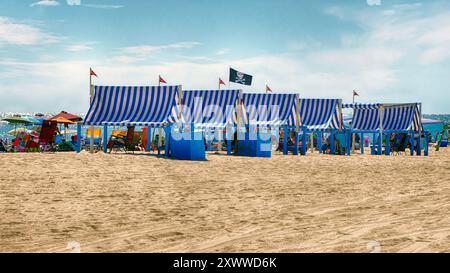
[0,148,449,253]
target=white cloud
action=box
[326,5,450,66]
[82,4,123,9]
[286,41,306,51]
[366,0,381,6]
[66,43,94,52]
[419,47,450,65]
[0,53,404,113]
[66,0,81,5]
[65,0,122,9]
[30,0,60,7]
[216,48,230,55]
[0,17,59,45]
[114,42,201,63]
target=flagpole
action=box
[90,68,94,153]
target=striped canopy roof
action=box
[84,85,179,126]
[347,103,422,131]
[296,99,342,131]
[174,89,240,128]
[241,93,297,126]
[342,103,381,109]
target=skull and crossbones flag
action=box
[229,68,253,86]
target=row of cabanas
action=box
[80,85,427,159]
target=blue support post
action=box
[293,130,299,155]
[164,126,170,157]
[103,124,108,153]
[371,133,376,155]
[377,133,382,155]
[157,131,161,155]
[424,132,429,156]
[301,127,307,155]
[385,133,390,156]
[191,123,195,141]
[360,133,364,154]
[417,132,421,156]
[283,126,288,155]
[330,130,335,155]
[410,132,415,156]
[146,127,151,152]
[207,129,212,151]
[346,131,351,156]
[227,128,232,155]
[76,123,81,153]
[317,131,323,153]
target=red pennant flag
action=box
[159,75,167,84]
[266,85,272,93]
[219,78,226,86]
[353,89,359,96]
[90,68,97,77]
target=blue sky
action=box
[0,0,449,113]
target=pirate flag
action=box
[229,68,253,86]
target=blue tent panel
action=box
[175,89,240,128]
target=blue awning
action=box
[297,99,342,131]
[84,85,180,127]
[349,103,422,132]
[241,93,297,126]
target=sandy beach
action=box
[0,148,449,253]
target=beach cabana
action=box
[296,98,344,155]
[342,103,427,156]
[238,93,298,157]
[81,85,180,155]
[170,89,240,160]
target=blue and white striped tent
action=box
[342,103,422,132]
[174,90,240,128]
[241,93,298,126]
[84,85,180,127]
[296,99,343,131]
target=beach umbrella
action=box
[2,116,32,124]
[24,116,44,125]
[50,117,76,140]
[51,117,76,125]
[2,116,33,137]
[50,111,82,122]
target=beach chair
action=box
[106,129,127,153]
[84,128,102,151]
[0,140,7,152]
[107,127,141,153]
[124,128,142,153]
[390,134,407,155]
[38,120,59,152]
